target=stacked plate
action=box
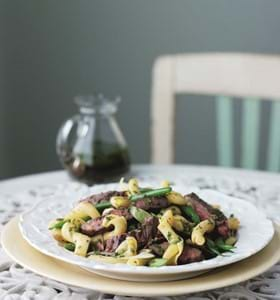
[2,184,280,297]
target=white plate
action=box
[3,217,280,296]
[19,183,274,282]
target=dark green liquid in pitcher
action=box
[61,141,130,185]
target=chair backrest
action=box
[151,53,280,171]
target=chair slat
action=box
[241,98,261,169]
[267,101,280,172]
[216,96,234,167]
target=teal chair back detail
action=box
[151,53,280,170]
[216,97,280,171]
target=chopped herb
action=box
[167,231,172,241]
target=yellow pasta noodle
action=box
[116,236,138,257]
[102,215,127,241]
[166,192,189,206]
[172,215,192,232]
[72,232,90,256]
[127,258,149,266]
[191,219,215,246]
[61,222,75,243]
[65,201,100,220]
[228,216,240,230]
[162,209,174,225]
[110,196,130,209]
[128,178,140,194]
[166,205,182,216]
[162,239,184,265]
[158,215,181,244]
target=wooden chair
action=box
[151,53,280,171]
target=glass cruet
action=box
[56,94,130,184]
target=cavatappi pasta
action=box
[49,178,240,267]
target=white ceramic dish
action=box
[19,183,274,282]
[3,217,280,296]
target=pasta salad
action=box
[48,179,240,267]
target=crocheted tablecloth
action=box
[0,165,280,300]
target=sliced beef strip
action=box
[135,196,169,211]
[178,245,204,265]
[149,241,169,257]
[216,220,229,237]
[104,234,127,252]
[184,193,230,238]
[80,191,127,205]
[129,216,159,249]
[142,216,159,239]
[184,193,213,220]
[153,231,166,244]
[184,193,226,222]
[81,217,112,237]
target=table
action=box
[1,165,280,299]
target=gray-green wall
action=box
[1,0,280,179]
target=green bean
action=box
[95,187,172,211]
[64,242,75,251]
[48,219,67,230]
[181,206,200,224]
[206,238,220,256]
[95,201,112,211]
[215,238,235,252]
[129,187,172,201]
[48,215,91,230]
[206,238,235,257]
[149,258,167,267]
[130,206,152,223]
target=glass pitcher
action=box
[56,95,130,184]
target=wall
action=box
[0,0,280,179]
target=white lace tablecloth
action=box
[1,165,280,300]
